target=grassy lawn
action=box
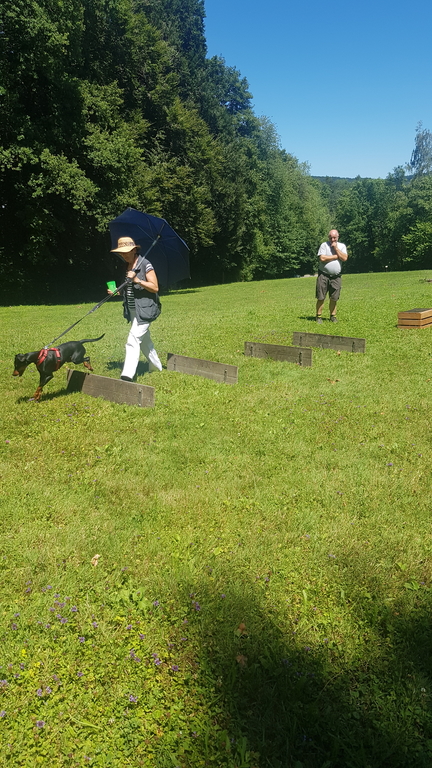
[1,270,432,767]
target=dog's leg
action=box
[32,386,44,402]
[31,373,54,401]
[71,346,93,372]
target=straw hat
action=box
[111,237,140,253]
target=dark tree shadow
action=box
[170,569,432,768]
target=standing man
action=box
[315,229,348,323]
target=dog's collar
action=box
[37,347,61,370]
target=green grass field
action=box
[1,270,432,767]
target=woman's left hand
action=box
[126,270,136,279]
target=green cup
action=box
[107,281,117,292]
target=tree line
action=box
[0,1,430,303]
[321,124,432,274]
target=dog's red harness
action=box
[36,347,62,370]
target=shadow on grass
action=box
[298,315,330,322]
[106,360,164,377]
[175,573,432,768]
[162,288,201,296]
[17,388,70,404]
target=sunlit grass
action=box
[1,270,432,766]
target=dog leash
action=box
[42,280,129,348]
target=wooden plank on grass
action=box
[166,353,238,384]
[244,341,312,367]
[292,331,366,353]
[398,308,432,321]
[66,369,155,407]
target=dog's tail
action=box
[78,334,105,344]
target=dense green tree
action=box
[0,0,337,301]
[407,121,432,177]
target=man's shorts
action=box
[315,272,341,301]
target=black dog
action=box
[13,335,105,401]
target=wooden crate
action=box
[292,331,366,353]
[244,341,312,367]
[397,308,432,328]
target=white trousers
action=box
[121,312,162,379]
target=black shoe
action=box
[316,316,323,324]
[330,315,338,323]
[120,375,133,382]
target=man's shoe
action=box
[120,375,133,382]
[330,315,338,323]
[316,316,323,324]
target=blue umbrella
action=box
[108,208,190,287]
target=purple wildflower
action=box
[60,618,67,624]
[126,624,132,630]
[139,634,145,640]
[193,602,201,611]
[37,688,43,697]
[129,694,137,703]
[92,622,98,628]
[171,665,179,672]
[11,623,18,631]
[78,636,85,643]
[36,720,45,728]
[77,671,83,678]
[0,711,5,718]
[45,687,52,694]
[153,600,160,608]
[71,606,78,613]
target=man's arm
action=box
[319,252,338,264]
[334,244,348,262]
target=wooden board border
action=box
[166,354,238,384]
[244,341,312,367]
[292,331,366,353]
[66,369,155,407]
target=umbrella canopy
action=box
[109,208,190,288]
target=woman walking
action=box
[109,236,162,381]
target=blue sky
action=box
[204,0,432,178]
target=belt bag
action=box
[124,293,161,323]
